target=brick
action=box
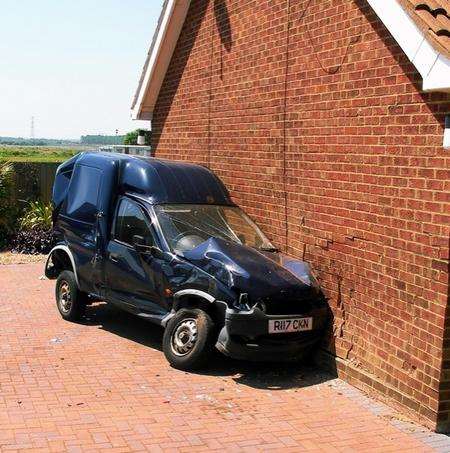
[150,0,450,432]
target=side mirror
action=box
[132,235,166,260]
[149,246,166,260]
[133,235,151,253]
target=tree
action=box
[80,135,124,145]
[123,129,151,145]
[123,130,139,145]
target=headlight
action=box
[308,269,321,294]
[233,292,251,311]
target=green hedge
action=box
[0,162,59,249]
[12,162,59,204]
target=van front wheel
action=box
[55,271,86,321]
[163,308,216,370]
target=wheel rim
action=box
[171,318,198,356]
[58,281,72,314]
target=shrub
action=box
[20,200,52,230]
[124,130,139,145]
[0,162,19,248]
[11,228,55,254]
[10,200,54,254]
[12,162,40,201]
[124,129,151,145]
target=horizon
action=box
[0,133,126,142]
[0,1,163,140]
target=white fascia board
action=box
[423,54,450,92]
[367,0,450,93]
[131,0,191,120]
[131,0,177,120]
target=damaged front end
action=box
[180,237,330,361]
[216,305,328,362]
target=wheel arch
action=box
[45,245,79,286]
[167,289,226,327]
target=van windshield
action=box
[154,204,275,254]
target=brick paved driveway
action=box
[0,263,448,452]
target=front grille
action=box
[257,330,320,345]
[231,330,320,347]
[255,295,317,316]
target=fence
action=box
[12,162,59,205]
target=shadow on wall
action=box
[152,0,234,154]
[152,1,209,154]
[214,0,233,81]
[214,0,233,52]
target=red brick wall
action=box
[151,0,450,430]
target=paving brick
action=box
[0,263,447,451]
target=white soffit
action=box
[367,0,450,93]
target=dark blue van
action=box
[45,152,328,370]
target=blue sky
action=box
[0,0,163,139]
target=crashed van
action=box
[45,152,329,370]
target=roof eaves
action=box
[131,0,192,121]
[131,0,170,115]
[367,0,450,92]
[397,0,450,60]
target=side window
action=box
[114,199,153,246]
[53,169,73,206]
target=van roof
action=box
[60,152,234,206]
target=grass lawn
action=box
[0,145,90,162]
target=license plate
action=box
[268,317,313,334]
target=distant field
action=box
[0,145,92,162]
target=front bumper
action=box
[215,305,329,362]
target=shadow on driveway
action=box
[81,303,337,391]
[83,303,164,351]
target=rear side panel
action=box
[52,154,120,294]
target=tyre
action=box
[163,308,216,371]
[55,270,87,321]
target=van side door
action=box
[105,197,164,315]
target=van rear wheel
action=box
[55,270,87,321]
[163,308,216,370]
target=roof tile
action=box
[398,0,450,58]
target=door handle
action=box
[109,252,120,262]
